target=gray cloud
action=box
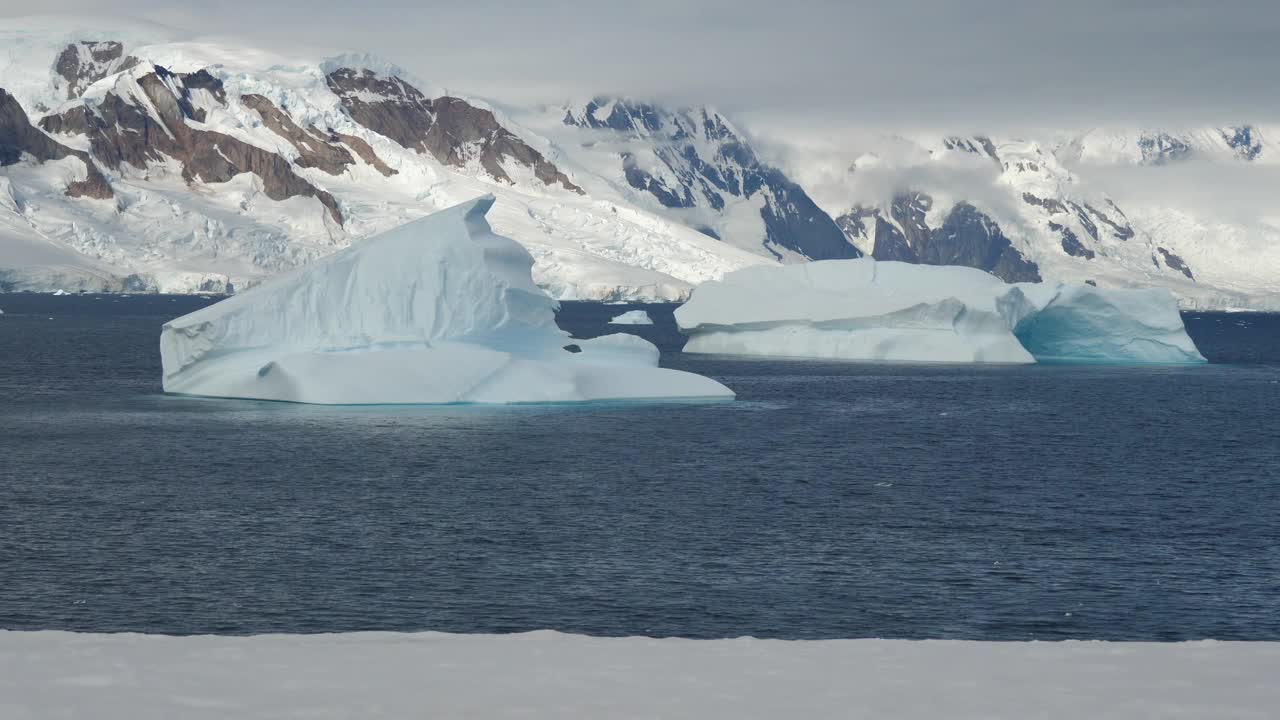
[3,0,1278,130]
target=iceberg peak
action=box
[160,196,733,404]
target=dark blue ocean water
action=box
[1,294,1278,640]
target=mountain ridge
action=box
[1,20,1276,309]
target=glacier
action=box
[608,309,654,325]
[159,196,733,404]
[675,259,1205,364]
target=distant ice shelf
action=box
[608,309,654,325]
[675,259,1206,365]
[159,196,733,404]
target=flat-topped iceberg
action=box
[160,196,732,404]
[675,259,1205,365]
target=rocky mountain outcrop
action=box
[54,40,137,100]
[563,97,859,261]
[1221,126,1263,162]
[1157,247,1194,280]
[1057,126,1275,165]
[838,192,1041,282]
[242,93,398,178]
[0,88,112,199]
[326,68,579,192]
[40,66,343,224]
[1138,133,1192,165]
[829,134,1229,302]
[1,25,1275,307]
[1022,192,1135,258]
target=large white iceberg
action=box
[675,259,1205,364]
[160,196,732,404]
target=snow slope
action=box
[2,16,1277,307]
[0,20,775,301]
[608,309,653,325]
[809,132,1280,311]
[2,631,1278,720]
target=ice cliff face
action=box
[676,259,1205,365]
[160,195,733,404]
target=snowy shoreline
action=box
[3,630,1278,719]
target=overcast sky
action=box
[3,0,1278,133]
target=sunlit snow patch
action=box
[676,259,1205,364]
[159,196,733,404]
[608,310,654,325]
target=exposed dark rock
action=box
[566,98,666,134]
[1221,126,1262,161]
[975,137,1000,163]
[942,136,1001,166]
[928,202,1042,282]
[568,97,857,260]
[622,151,692,208]
[1022,192,1067,215]
[1138,133,1191,164]
[1157,247,1194,280]
[334,132,397,176]
[1,88,113,199]
[156,67,227,122]
[41,67,341,223]
[1085,279,1097,287]
[65,169,114,200]
[834,207,877,246]
[1049,221,1095,259]
[756,167,857,260]
[326,68,580,192]
[1068,202,1099,242]
[1085,201,1135,240]
[867,216,915,263]
[841,192,1040,282]
[54,41,138,99]
[242,94,355,175]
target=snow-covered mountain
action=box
[0,21,785,300]
[1054,126,1280,166]
[816,130,1280,310]
[1,18,1277,308]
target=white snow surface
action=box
[159,196,732,404]
[787,131,1280,311]
[3,18,1277,307]
[676,259,1205,364]
[0,23,775,301]
[2,631,1278,720]
[608,309,654,325]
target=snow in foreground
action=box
[1,631,1277,720]
[609,309,655,325]
[677,259,1206,364]
[159,195,732,404]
